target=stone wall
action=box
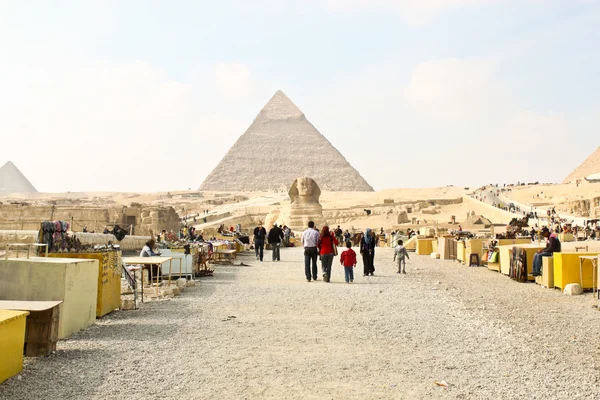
[0,204,180,236]
[139,206,181,236]
[0,230,150,252]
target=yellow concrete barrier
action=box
[0,310,29,384]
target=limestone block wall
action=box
[138,206,180,236]
[0,230,150,252]
[0,204,180,236]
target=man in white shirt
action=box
[301,221,320,282]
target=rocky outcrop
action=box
[199,91,373,192]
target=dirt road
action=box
[1,248,598,399]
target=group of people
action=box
[252,222,290,262]
[251,221,414,283]
[299,222,391,283]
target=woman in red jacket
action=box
[318,226,339,282]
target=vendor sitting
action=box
[531,227,561,277]
[141,239,160,257]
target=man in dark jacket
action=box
[531,227,561,276]
[253,222,267,262]
[268,223,284,261]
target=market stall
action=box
[0,300,62,357]
[0,310,29,383]
[122,256,173,299]
[497,244,545,280]
[0,257,98,339]
[48,250,121,318]
[553,252,600,290]
[416,238,435,256]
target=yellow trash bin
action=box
[0,310,29,384]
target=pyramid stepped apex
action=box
[200,91,373,192]
[563,146,600,183]
[256,90,305,121]
[0,161,38,194]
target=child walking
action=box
[394,239,409,274]
[340,241,357,283]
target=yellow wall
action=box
[553,252,599,290]
[0,258,98,339]
[48,252,121,317]
[0,310,29,384]
[457,242,466,262]
[416,239,434,255]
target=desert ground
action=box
[1,247,598,400]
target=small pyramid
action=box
[563,147,600,183]
[0,161,38,194]
[200,91,374,192]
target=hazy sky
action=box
[1,0,599,193]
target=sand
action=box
[1,248,598,400]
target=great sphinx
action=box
[266,177,327,232]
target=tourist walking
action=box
[340,241,357,283]
[268,223,284,261]
[393,239,410,274]
[318,226,338,282]
[335,226,343,245]
[253,222,267,262]
[360,228,376,276]
[301,221,320,282]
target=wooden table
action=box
[214,249,236,264]
[0,300,62,356]
[3,243,48,260]
[122,257,173,300]
[579,255,598,297]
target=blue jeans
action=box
[321,253,334,281]
[532,252,552,275]
[344,266,354,282]
[304,247,318,280]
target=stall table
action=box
[0,300,62,356]
[214,250,237,264]
[122,257,173,300]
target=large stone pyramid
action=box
[0,161,38,194]
[563,146,600,183]
[200,91,374,192]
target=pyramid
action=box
[0,161,38,194]
[563,146,600,183]
[200,91,374,192]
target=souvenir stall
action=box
[496,244,545,281]
[553,252,600,291]
[0,310,29,383]
[482,240,500,272]
[416,238,436,255]
[159,235,212,277]
[38,221,122,318]
[207,239,238,264]
[438,236,457,260]
[0,256,98,339]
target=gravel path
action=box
[1,248,598,400]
